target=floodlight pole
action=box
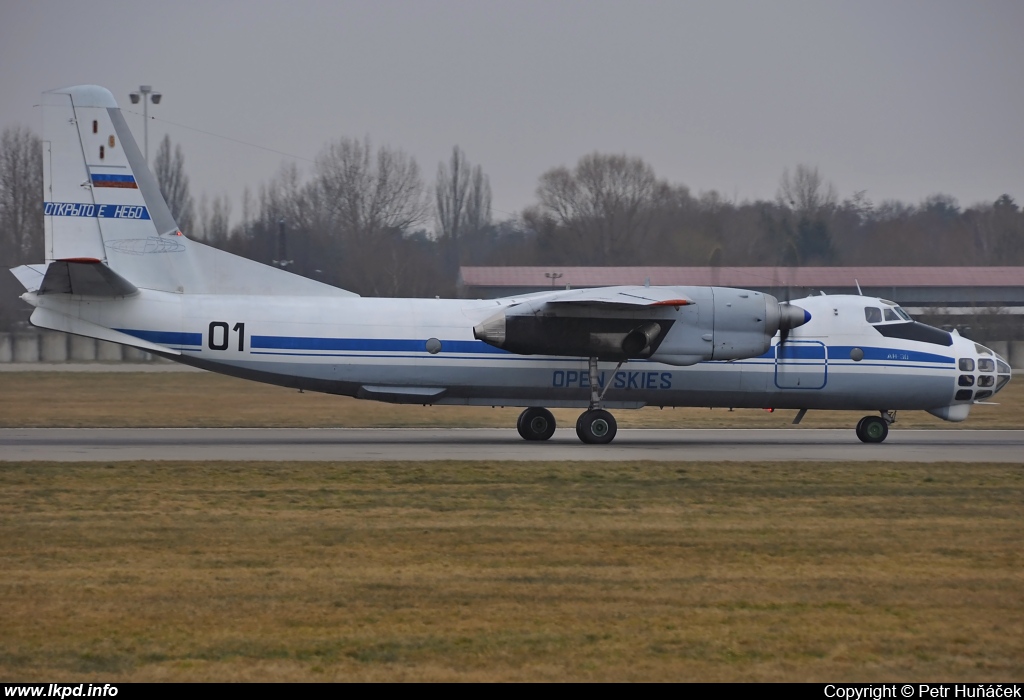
[128,85,163,162]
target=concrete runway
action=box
[2,428,1023,462]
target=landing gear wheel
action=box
[575,409,618,444]
[856,415,889,444]
[517,407,556,441]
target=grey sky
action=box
[2,0,1022,225]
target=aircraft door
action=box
[774,340,827,390]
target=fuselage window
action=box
[958,375,974,387]
[978,375,995,388]
[978,358,995,372]
[959,358,975,371]
[865,307,882,323]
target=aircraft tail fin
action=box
[41,85,354,297]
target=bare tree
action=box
[0,125,43,266]
[315,136,427,241]
[771,164,839,265]
[153,134,195,235]
[535,152,668,264]
[197,193,232,247]
[435,146,492,270]
[776,164,838,217]
[465,162,492,238]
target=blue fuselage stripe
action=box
[249,336,509,354]
[115,328,202,347]
[111,330,959,367]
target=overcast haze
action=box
[2,0,1023,225]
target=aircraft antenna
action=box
[855,279,863,295]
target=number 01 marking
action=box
[208,321,245,351]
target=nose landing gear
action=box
[856,410,895,443]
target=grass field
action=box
[1,460,1022,681]
[1,371,1021,429]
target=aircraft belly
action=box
[179,343,957,411]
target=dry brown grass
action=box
[1,460,1022,681]
[0,371,1021,429]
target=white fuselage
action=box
[33,289,1007,417]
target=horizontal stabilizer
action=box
[39,259,139,297]
[9,264,48,293]
[29,307,181,355]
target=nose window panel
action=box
[978,358,995,372]
[958,375,975,386]
[955,389,973,401]
[978,375,995,387]
[997,359,1010,374]
[975,390,993,399]
[959,358,975,371]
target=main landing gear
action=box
[516,407,556,441]
[516,357,623,445]
[856,410,895,444]
[576,408,617,444]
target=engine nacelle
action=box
[474,308,678,360]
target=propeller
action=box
[777,295,810,345]
[779,285,792,346]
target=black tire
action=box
[857,415,889,444]
[517,407,556,441]
[575,409,618,445]
[855,416,868,440]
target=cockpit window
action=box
[865,307,882,323]
[883,308,900,322]
[975,343,992,355]
[895,307,912,321]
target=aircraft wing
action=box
[540,285,693,310]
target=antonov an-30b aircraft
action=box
[10,86,1014,444]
